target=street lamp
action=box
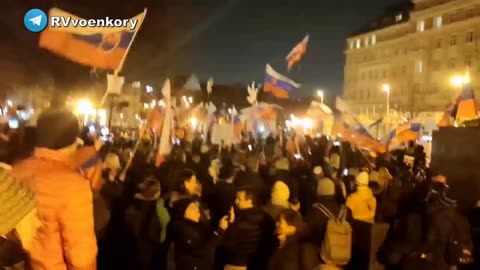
[451,74,470,88]
[316,90,324,104]
[382,84,391,117]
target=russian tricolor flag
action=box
[264,64,301,99]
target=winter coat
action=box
[268,235,320,270]
[210,181,237,226]
[346,186,376,223]
[12,148,97,270]
[171,219,225,270]
[222,208,276,269]
[305,196,354,247]
[124,195,163,270]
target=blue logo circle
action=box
[24,9,48,33]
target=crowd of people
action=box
[0,105,479,270]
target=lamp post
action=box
[317,90,324,104]
[382,84,391,117]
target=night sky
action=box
[2,0,402,97]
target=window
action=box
[371,35,376,45]
[433,16,442,28]
[356,39,361,48]
[349,41,354,49]
[465,55,472,66]
[364,37,370,47]
[415,60,424,73]
[448,58,456,69]
[417,20,425,32]
[396,14,403,22]
[435,39,442,48]
[450,35,457,46]
[414,84,420,93]
[467,31,474,43]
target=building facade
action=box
[344,0,480,118]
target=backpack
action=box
[315,204,352,266]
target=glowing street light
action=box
[317,90,324,104]
[451,74,470,88]
[188,96,193,103]
[76,99,92,125]
[382,84,391,117]
[146,85,153,93]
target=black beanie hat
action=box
[36,108,80,150]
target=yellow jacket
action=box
[346,186,376,223]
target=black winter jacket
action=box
[172,219,225,270]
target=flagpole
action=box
[114,8,148,76]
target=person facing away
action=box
[12,107,97,270]
[269,209,319,270]
[222,189,276,270]
[346,172,377,223]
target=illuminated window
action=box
[349,41,354,49]
[356,39,361,49]
[395,14,403,22]
[433,16,442,28]
[365,37,370,47]
[450,35,457,46]
[417,21,425,32]
[371,35,376,45]
[467,31,474,43]
[415,60,423,73]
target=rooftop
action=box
[351,0,414,36]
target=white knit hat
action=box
[316,177,335,196]
[355,172,369,186]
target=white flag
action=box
[206,77,214,94]
[159,79,172,156]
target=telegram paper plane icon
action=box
[29,15,42,26]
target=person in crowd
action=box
[171,198,231,270]
[380,175,473,270]
[269,209,319,270]
[305,177,354,247]
[0,166,39,270]
[263,181,291,220]
[346,171,377,223]
[124,177,164,270]
[12,107,97,270]
[222,188,276,270]
[210,161,237,228]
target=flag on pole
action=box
[206,77,214,94]
[156,79,172,166]
[286,35,309,71]
[385,122,422,143]
[39,8,146,71]
[264,64,301,99]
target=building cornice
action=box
[411,0,480,19]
